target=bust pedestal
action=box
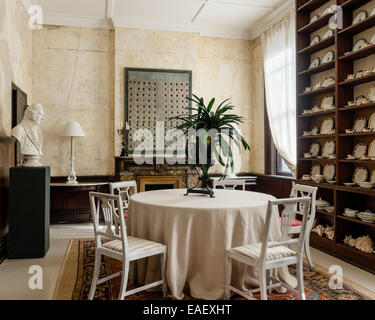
[7,166,50,259]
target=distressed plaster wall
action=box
[32,27,115,176]
[114,28,254,174]
[249,37,265,174]
[0,0,32,136]
[32,25,263,176]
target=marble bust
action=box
[11,104,44,167]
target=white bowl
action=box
[325,206,335,214]
[359,182,373,189]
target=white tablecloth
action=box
[127,189,297,300]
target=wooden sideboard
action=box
[50,178,111,224]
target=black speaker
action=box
[8,167,50,258]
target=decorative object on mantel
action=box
[11,104,44,167]
[170,95,250,198]
[61,121,86,185]
[118,121,130,157]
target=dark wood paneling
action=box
[50,178,111,224]
[0,137,15,264]
[250,174,293,199]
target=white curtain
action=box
[261,11,297,175]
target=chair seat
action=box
[291,219,302,227]
[230,242,296,261]
[103,237,165,255]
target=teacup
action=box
[347,154,355,159]
[304,153,312,158]
[346,129,354,134]
[302,174,312,181]
[347,74,355,80]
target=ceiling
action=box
[22,0,291,40]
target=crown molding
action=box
[42,13,113,30]
[248,0,294,40]
[112,15,251,40]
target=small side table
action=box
[50,182,109,224]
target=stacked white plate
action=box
[357,211,375,224]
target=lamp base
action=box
[66,179,78,185]
[66,172,78,184]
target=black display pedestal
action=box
[8,166,50,259]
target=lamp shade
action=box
[61,121,86,137]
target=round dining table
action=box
[127,188,297,300]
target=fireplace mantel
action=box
[115,156,199,191]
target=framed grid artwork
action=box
[125,68,192,155]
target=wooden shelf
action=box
[298,109,336,118]
[298,36,335,55]
[298,61,335,76]
[297,0,331,12]
[339,159,375,164]
[310,232,335,247]
[316,208,334,216]
[337,215,375,228]
[339,132,375,137]
[299,134,336,139]
[299,158,336,162]
[339,102,375,111]
[296,180,337,190]
[336,185,375,196]
[298,13,334,33]
[298,85,335,97]
[341,0,373,11]
[296,0,375,274]
[339,44,375,62]
[339,73,375,87]
[339,14,375,36]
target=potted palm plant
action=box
[171,94,250,197]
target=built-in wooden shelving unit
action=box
[296,0,375,274]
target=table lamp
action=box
[61,121,86,184]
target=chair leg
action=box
[118,261,130,300]
[259,266,267,300]
[268,269,273,295]
[129,261,135,285]
[224,253,232,300]
[161,251,168,298]
[304,234,314,268]
[88,252,101,300]
[296,259,306,300]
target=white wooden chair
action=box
[213,179,246,190]
[88,192,167,300]
[224,196,311,300]
[109,181,137,210]
[289,183,318,267]
[109,181,137,232]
